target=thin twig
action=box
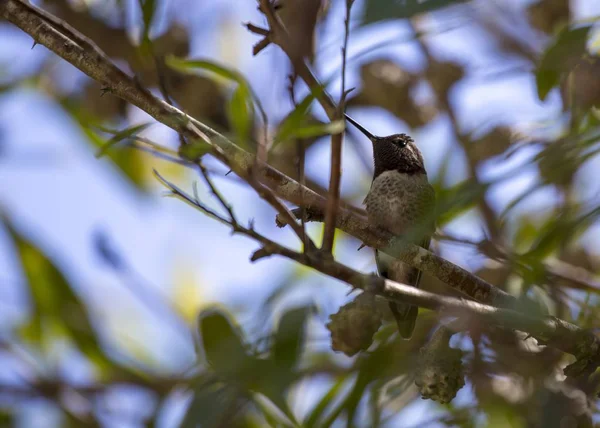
[321,129,343,253]
[129,139,191,166]
[321,0,353,254]
[197,163,237,224]
[246,168,318,253]
[255,0,337,119]
[287,74,310,253]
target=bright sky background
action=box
[1,0,600,426]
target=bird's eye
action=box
[396,138,407,148]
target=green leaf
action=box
[181,380,242,428]
[59,99,149,191]
[272,306,311,371]
[536,25,592,101]
[363,0,470,25]
[165,57,246,84]
[277,120,345,144]
[95,123,152,158]
[198,309,250,376]
[82,126,147,190]
[138,0,158,43]
[2,216,111,372]
[275,89,322,143]
[303,376,348,427]
[435,179,488,226]
[166,57,256,145]
[526,206,600,259]
[251,393,296,428]
[227,85,253,145]
[536,70,560,101]
[499,182,546,221]
[138,0,158,53]
[179,139,211,161]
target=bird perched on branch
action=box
[345,114,436,339]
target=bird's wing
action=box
[377,182,435,339]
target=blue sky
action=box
[1,0,600,426]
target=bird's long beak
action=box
[344,114,376,141]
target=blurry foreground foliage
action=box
[1,0,600,426]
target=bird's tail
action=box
[389,302,418,340]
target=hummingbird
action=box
[345,114,436,339]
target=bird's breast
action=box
[364,170,431,236]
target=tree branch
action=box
[0,0,536,311]
[4,0,599,378]
[155,174,600,373]
[0,0,530,312]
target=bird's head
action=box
[344,114,426,178]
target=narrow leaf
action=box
[363,0,470,25]
[165,57,256,145]
[272,306,311,371]
[227,85,253,145]
[138,0,158,45]
[166,57,245,84]
[95,123,152,158]
[2,216,110,371]
[198,309,249,376]
[277,120,345,145]
[60,100,149,191]
[275,88,323,143]
[304,376,348,427]
[181,381,241,428]
[535,25,592,101]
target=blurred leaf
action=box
[272,306,310,370]
[246,360,295,424]
[2,216,110,372]
[363,0,469,24]
[499,183,546,222]
[82,125,147,190]
[166,57,246,83]
[274,88,322,143]
[166,57,255,145]
[227,85,253,145]
[277,120,345,144]
[0,411,12,426]
[138,0,158,46]
[179,139,211,161]
[536,25,592,101]
[435,179,488,226]
[348,60,437,127]
[562,55,600,114]
[522,287,551,317]
[59,99,148,191]
[181,380,242,428]
[304,376,348,427]
[527,0,570,34]
[425,60,465,97]
[198,309,250,376]
[251,394,295,428]
[95,123,152,158]
[526,206,600,259]
[468,126,513,164]
[512,216,540,252]
[536,69,560,102]
[172,262,205,324]
[92,229,124,270]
